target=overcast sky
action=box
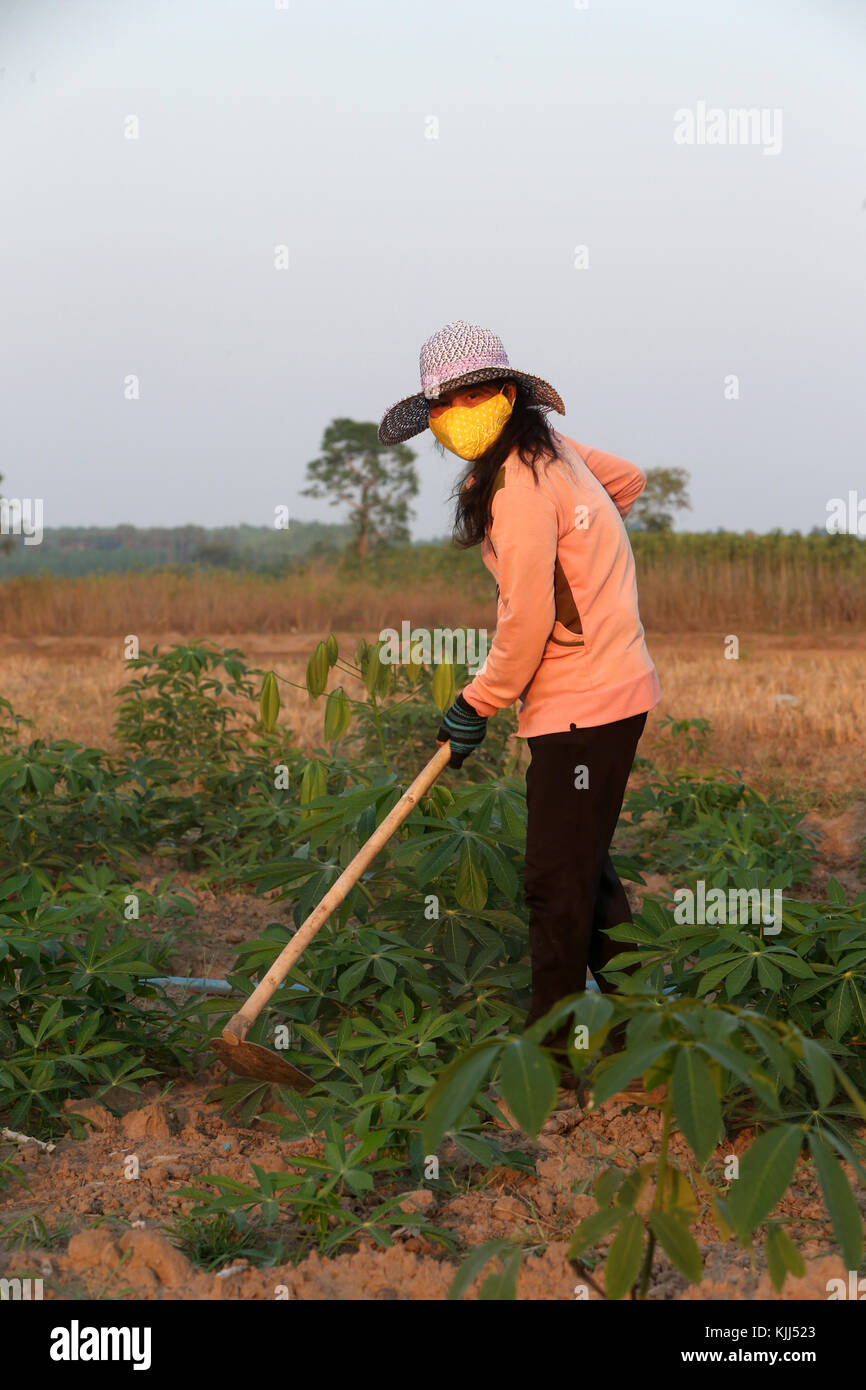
[1,0,864,539]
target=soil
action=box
[1,1074,858,1301]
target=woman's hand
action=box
[436,692,488,769]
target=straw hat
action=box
[378,320,565,445]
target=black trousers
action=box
[522,710,647,1037]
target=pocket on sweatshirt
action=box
[544,619,589,653]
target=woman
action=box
[378,320,661,1084]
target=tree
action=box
[191,541,241,569]
[301,420,418,560]
[626,467,692,533]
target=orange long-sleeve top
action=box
[460,431,662,736]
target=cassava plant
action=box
[420,990,866,1298]
[0,870,204,1137]
[603,886,866,1104]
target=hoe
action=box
[211,740,454,1090]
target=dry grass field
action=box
[2,532,866,641]
[0,628,863,809]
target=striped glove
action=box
[436,692,488,769]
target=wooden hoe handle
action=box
[220,740,454,1045]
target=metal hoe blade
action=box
[211,1037,314,1092]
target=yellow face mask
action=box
[428,389,513,460]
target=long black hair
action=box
[442,377,563,549]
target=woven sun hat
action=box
[377,320,566,445]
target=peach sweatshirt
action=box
[460,431,662,737]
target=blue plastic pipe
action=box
[142,976,233,993]
[141,976,308,995]
[141,977,670,998]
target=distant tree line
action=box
[0,520,353,578]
